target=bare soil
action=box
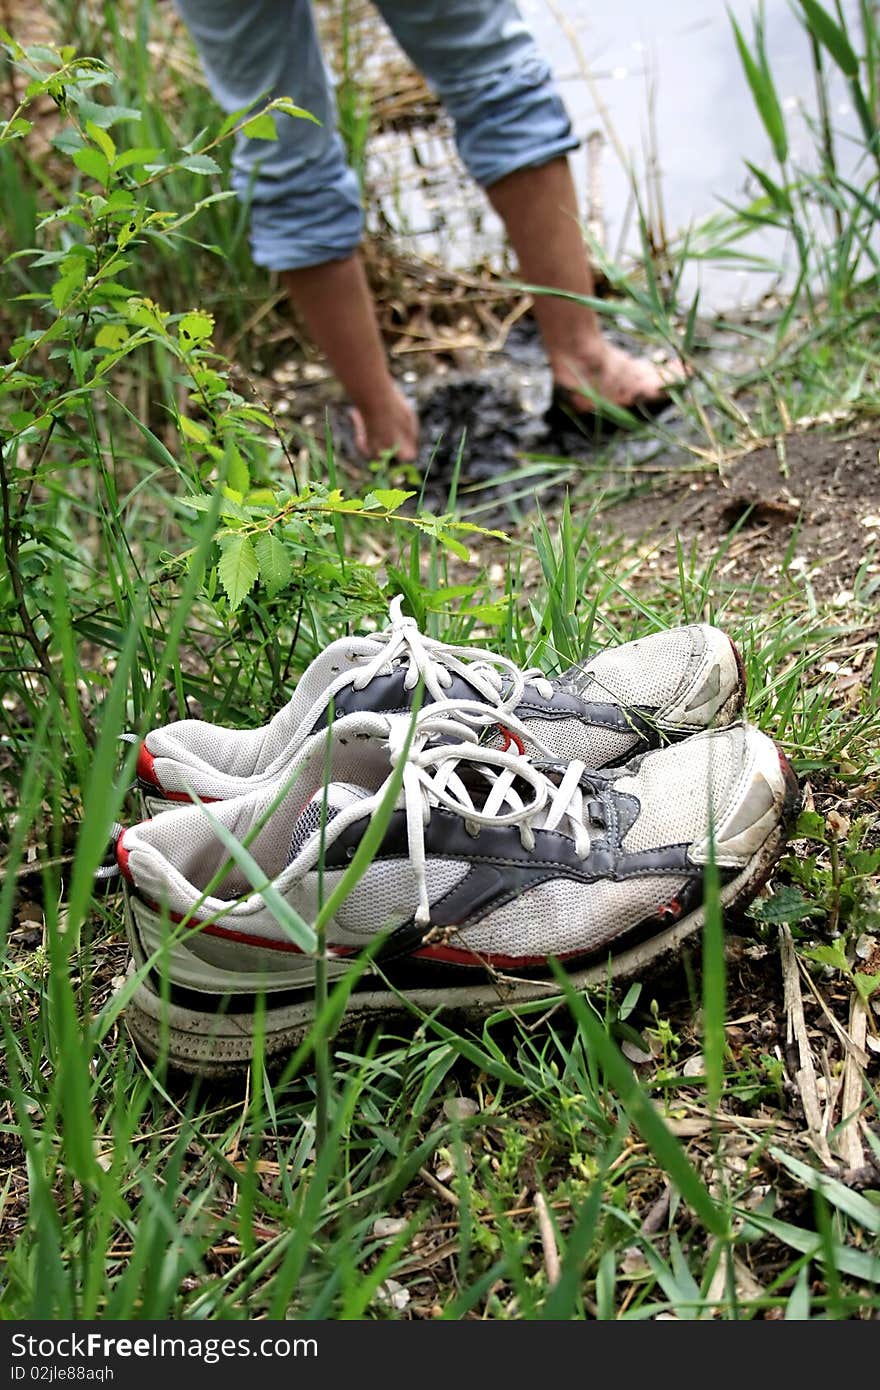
[600,422,880,603]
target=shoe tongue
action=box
[287,782,371,864]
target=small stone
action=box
[443,1096,478,1121]
[372,1217,408,1240]
[376,1278,410,1311]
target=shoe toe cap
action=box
[618,723,791,867]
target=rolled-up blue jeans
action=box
[172,0,579,271]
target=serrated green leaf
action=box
[116,218,141,250]
[124,296,168,331]
[218,533,258,610]
[802,940,850,973]
[217,102,260,140]
[255,532,292,598]
[73,145,110,186]
[178,415,211,446]
[241,111,278,141]
[854,972,880,1003]
[436,529,470,562]
[73,99,140,127]
[51,264,86,310]
[270,97,322,125]
[178,310,215,346]
[450,521,510,540]
[462,601,509,625]
[795,809,827,841]
[94,323,130,349]
[2,116,32,139]
[319,493,363,513]
[218,488,251,522]
[191,368,227,400]
[225,445,250,494]
[86,119,116,163]
[225,404,273,426]
[749,885,818,924]
[362,488,416,512]
[112,146,162,172]
[178,154,221,176]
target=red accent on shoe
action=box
[131,897,358,957]
[200,923,306,953]
[136,742,219,804]
[498,725,526,756]
[136,742,160,788]
[198,923,358,956]
[116,831,134,884]
[656,895,682,921]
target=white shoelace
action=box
[384,701,592,925]
[350,597,554,716]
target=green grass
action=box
[0,1,878,1321]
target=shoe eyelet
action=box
[346,846,355,859]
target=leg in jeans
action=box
[172,0,417,458]
[376,0,683,413]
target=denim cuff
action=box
[442,54,580,188]
[238,162,365,271]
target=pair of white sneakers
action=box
[117,599,799,1076]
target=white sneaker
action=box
[117,704,797,1076]
[134,599,746,814]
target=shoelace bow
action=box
[385,700,598,926]
[350,597,554,716]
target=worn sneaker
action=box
[134,599,746,813]
[117,704,797,1076]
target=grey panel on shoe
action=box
[685,665,721,712]
[309,667,487,730]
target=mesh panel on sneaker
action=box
[576,628,697,709]
[287,783,370,864]
[336,859,471,936]
[616,732,741,853]
[520,717,640,765]
[459,877,686,957]
[147,721,267,784]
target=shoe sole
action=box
[122,754,800,1079]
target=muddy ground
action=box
[281,313,880,611]
[601,421,880,607]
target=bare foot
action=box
[350,385,419,462]
[555,342,689,414]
